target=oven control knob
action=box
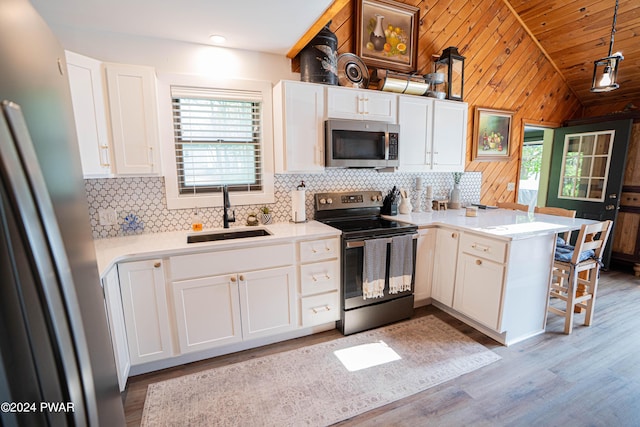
[326,198,333,204]
[370,195,376,201]
[376,195,382,201]
[319,198,326,205]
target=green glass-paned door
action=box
[547,119,633,268]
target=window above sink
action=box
[156,73,275,210]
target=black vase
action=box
[299,23,338,85]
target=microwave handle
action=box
[384,131,390,161]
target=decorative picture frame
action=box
[472,107,514,161]
[354,0,420,73]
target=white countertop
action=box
[94,208,595,278]
[94,221,340,278]
[384,208,596,240]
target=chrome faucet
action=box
[222,185,235,228]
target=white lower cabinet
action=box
[111,237,342,377]
[172,274,243,354]
[431,228,460,306]
[238,266,297,339]
[169,244,296,351]
[453,253,505,330]
[102,265,130,392]
[414,228,436,307]
[118,259,173,366]
[172,264,296,354]
[430,228,554,346]
[453,232,508,330]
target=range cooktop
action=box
[314,190,417,238]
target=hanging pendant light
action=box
[591,0,624,92]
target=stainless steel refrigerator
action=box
[0,0,125,425]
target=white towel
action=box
[389,234,413,294]
[362,238,387,299]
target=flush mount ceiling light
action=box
[209,34,227,45]
[591,0,624,92]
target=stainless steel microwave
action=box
[325,119,400,168]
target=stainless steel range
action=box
[315,191,418,335]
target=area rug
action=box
[141,315,501,426]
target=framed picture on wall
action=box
[354,0,420,73]
[472,107,514,161]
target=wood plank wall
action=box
[313,0,585,204]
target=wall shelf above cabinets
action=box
[397,96,468,172]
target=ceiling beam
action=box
[286,0,350,59]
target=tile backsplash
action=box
[85,170,481,239]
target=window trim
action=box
[157,73,274,210]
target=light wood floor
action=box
[123,267,640,426]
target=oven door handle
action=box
[346,234,418,249]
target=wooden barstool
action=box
[547,220,612,334]
[497,201,529,212]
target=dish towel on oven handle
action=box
[363,238,387,299]
[389,234,413,294]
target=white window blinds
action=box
[171,86,263,194]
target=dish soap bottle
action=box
[191,207,203,232]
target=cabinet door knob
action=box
[476,259,482,265]
[239,275,245,281]
[451,232,457,238]
[230,276,237,282]
[154,262,161,268]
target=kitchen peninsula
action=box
[387,208,596,346]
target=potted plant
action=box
[259,206,273,225]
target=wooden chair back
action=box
[496,201,529,212]
[569,220,612,265]
[534,206,577,242]
[534,206,576,218]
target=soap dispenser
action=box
[191,207,203,232]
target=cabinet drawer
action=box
[621,192,640,208]
[300,260,339,295]
[299,238,339,263]
[170,243,294,281]
[460,233,507,264]
[300,291,339,327]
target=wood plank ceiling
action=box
[506,0,640,116]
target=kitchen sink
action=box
[187,228,272,243]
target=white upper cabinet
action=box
[326,86,397,123]
[273,81,325,173]
[432,100,468,171]
[105,63,160,175]
[397,96,434,172]
[398,96,468,172]
[65,51,113,178]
